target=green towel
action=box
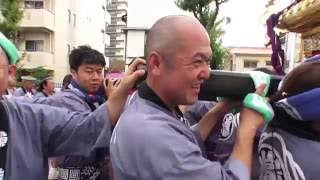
[0,32,20,64]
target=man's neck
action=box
[43,89,51,96]
[71,80,92,94]
[146,79,175,112]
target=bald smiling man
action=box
[110,15,267,180]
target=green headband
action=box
[0,32,20,64]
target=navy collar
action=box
[22,87,33,94]
[69,80,105,111]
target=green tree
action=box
[0,0,23,40]
[16,66,53,87]
[175,0,229,69]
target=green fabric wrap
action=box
[0,32,20,64]
[243,93,274,123]
[249,71,271,97]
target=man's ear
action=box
[70,69,77,79]
[8,64,16,79]
[148,52,163,76]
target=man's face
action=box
[0,48,16,97]
[44,79,55,94]
[71,64,104,93]
[159,26,212,105]
[23,80,35,90]
[8,75,15,88]
[0,55,9,96]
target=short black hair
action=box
[37,77,53,92]
[62,74,73,90]
[69,46,106,71]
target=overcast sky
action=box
[220,0,267,47]
[127,0,291,48]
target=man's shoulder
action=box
[52,90,85,103]
[118,103,185,141]
[34,92,44,97]
[2,99,23,109]
[54,89,79,98]
[13,88,24,94]
[3,99,57,110]
[121,98,174,126]
[49,90,89,111]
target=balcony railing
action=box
[20,51,55,69]
[20,8,55,31]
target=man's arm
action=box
[183,101,215,125]
[5,92,90,112]
[231,116,260,173]
[106,58,146,125]
[3,100,110,157]
[12,88,23,97]
[194,85,266,174]
[196,101,239,141]
[230,84,266,173]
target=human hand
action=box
[209,99,241,118]
[103,78,121,98]
[116,58,146,95]
[239,84,267,131]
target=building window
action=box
[73,13,76,26]
[244,60,258,68]
[67,44,71,55]
[25,40,44,52]
[25,0,44,9]
[266,61,272,66]
[102,29,105,43]
[68,10,71,24]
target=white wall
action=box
[53,0,111,81]
[53,0,76,82]
[75,0,108,59]
[126,31,145,61]
[18,0,111,82]
[234,55,272,72]
[127,0,190,28]
[125,0,190,63]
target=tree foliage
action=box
[16,64,53,83]
[0,0,24,40]
[175,0,230,69]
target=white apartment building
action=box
[123,0,189,65]
[17,0,111,82]
[105,0,127,67]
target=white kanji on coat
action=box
[0,131,8,148]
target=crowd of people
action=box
[0,15,319,180]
